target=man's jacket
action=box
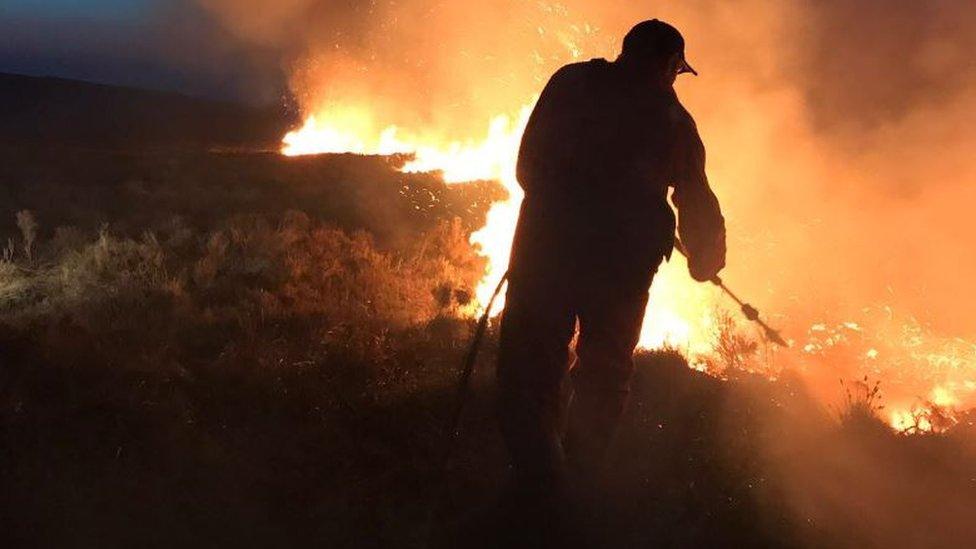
[512,58,725,285]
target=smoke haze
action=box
[195,0,976,409]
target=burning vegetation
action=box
[3,0,976,547]
[263,0,976,433]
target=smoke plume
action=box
[194,1,976,544]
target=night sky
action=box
[0,0,284,104]
[5,0,153,20]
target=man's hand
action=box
[674,235,725,283]
[686,234,725,282]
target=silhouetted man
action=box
[497,19,726,500]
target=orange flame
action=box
[282,104,722,355]
[282,104,976,432]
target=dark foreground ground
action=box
[1,79,975,547]
[5,319,976,549]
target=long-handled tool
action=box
[673,237,787,347]
[425,272,509,547]
[442,273,509,467]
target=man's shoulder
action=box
[551,58,611,83]
[667,94,697,134]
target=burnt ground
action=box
[1,332,769,548]
[6,324,976,549]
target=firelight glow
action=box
[281,103,976,433]
[282,103,722,356]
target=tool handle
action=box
[741,303,759,322]
[675,236,787,347]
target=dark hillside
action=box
[0,73,294,150]
[0,145,504,249]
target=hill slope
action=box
[0,73,294,150]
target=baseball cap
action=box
[622,19,698,76]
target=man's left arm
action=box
[670,114,726,282]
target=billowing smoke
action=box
[196,0,976,408]
[198,0,617,138]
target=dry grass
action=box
[2,146,976,548]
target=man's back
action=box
[518,59,678,202]
[511,57,724,284]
